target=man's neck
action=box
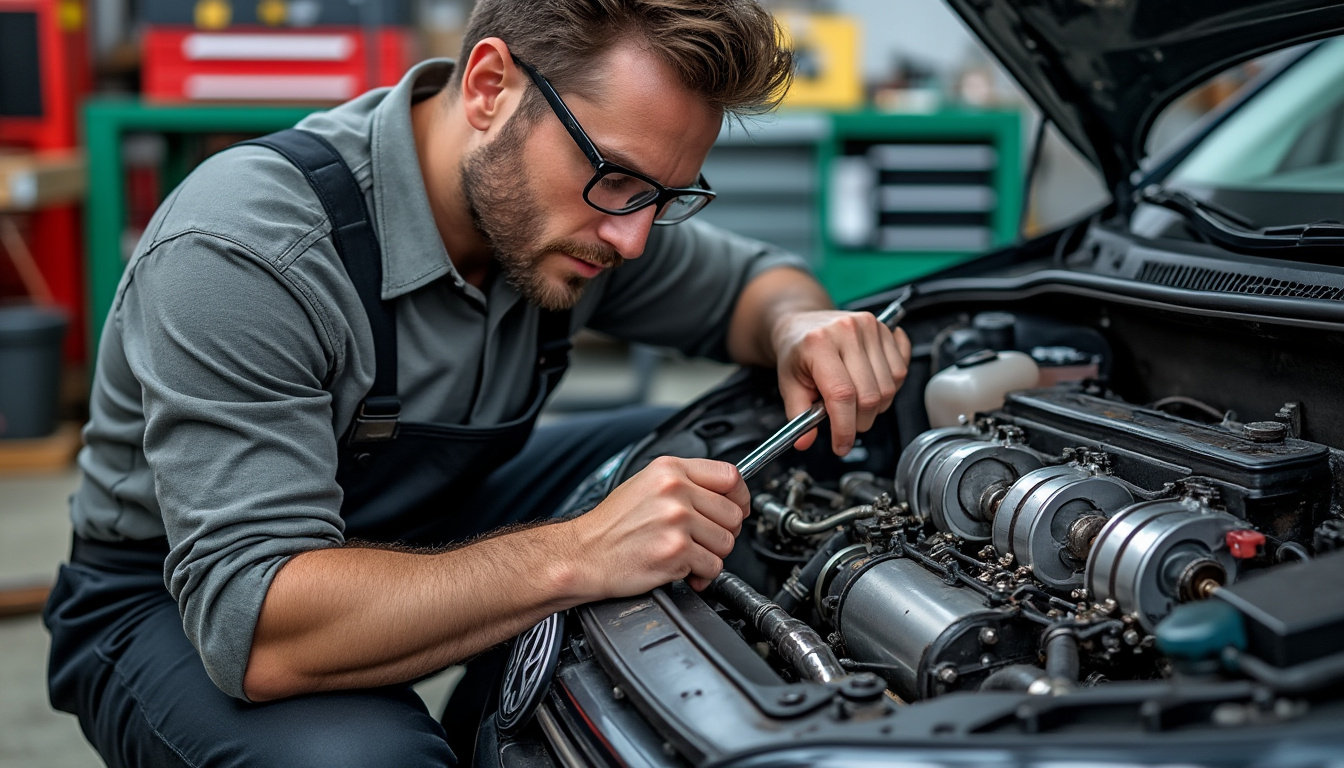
[411,92,494,288]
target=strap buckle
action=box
[349,396,401,443]
[537,339,573,376]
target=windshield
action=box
[1132,38,1344,238]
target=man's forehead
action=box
[558,67,721,187]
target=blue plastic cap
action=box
[1155,600,1248,661]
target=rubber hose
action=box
[1045,630,1080,682]
[979,665,1046,691]
[773,530,849,614]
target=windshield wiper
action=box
[1138,186,1344,255]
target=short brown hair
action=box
[454,0,794,119]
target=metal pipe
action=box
[711,571,847,684]
[784,505,876,536]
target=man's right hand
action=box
[563,456,750,595]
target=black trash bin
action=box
[0,305,69,439]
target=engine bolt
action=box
[1123,629,1141,646]
[778,691,806,706]
[978,627,1000,646]
[850,673,881,690]
[936,665,959,684]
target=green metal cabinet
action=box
[818,110,1023,304]
[83,99,317,356]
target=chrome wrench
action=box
[736,285,914,481]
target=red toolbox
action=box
[143,26,418,103]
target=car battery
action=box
[140,0,418,103]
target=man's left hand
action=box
[770,309,912,455]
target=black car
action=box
[481,2,1344,766]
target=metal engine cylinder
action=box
[895,427,1042,541]
[992,464,1134,589]
[833,555,1037,701]
[1085,498,1245,630]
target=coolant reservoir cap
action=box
[954,349,1000,368]
[1154,600,1247,661]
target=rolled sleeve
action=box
[120,232,348,699]
[586,219,811,360]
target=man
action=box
[46,1,912,765]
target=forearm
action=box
[243,522,585,701]
[726,266,833,367]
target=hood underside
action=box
[945,0,1344,191]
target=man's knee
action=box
[244,697,457,768]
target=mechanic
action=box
[45,1,912,765]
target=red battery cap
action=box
[1226,529,1266,559]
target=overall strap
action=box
[239,129,400,443]
[536,309,573,394]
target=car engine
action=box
[735,383,1334,702]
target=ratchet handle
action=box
[735,402,827,480]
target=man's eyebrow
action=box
[596,142,700,189]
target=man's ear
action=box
[460,37,522,133]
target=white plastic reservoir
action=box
[925,350,1040,428]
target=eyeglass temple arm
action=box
[510,54,604,169]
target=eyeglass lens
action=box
[586,170,708,223]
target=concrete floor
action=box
[0,346,733,767]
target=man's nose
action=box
[596,207,657,260]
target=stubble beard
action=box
[459,115,623,311]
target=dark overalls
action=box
[44,130,671,767]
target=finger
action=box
[891,327,912,373]
[681,458,748,503]
[686,507,738,559]
[682,541,725,585]
[688,487,748,540]
[843,323,888,435]
[864,333,898,413]
[818,356,867,457]
[780,383,820,451]
[876,325,908,400]
[687,575,711,591]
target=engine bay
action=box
[497,282,1344,766]
[609,292,1344,712]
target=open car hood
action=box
[944,0,1344,192]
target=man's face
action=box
[459,44,722,310]
[459,107,624,311]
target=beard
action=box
[459,114,624,310]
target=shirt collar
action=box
[369,58,471,301]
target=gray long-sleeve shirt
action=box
[70,59,808,699]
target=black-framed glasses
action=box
[512,54,716,225]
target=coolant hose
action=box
[773,530,850,614]
[1044,629,1080,682]
[711,571,848,683]
[979,665,1046,692]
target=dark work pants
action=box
[45,406,674,768]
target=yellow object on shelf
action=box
[776,12,863,111]
[0,152,86,212]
